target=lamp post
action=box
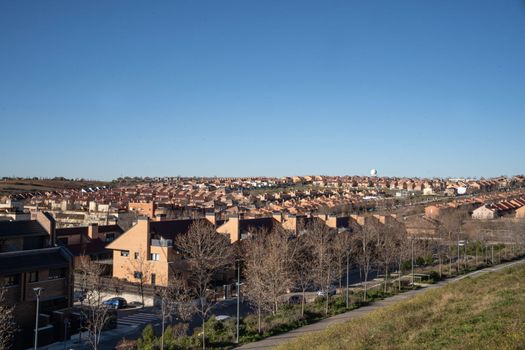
[33,287,44,350]
[457,233,461,274]
[458,239,465,273]
[411,238,415,285]
[345,253,350,309]
[235,259,241,344]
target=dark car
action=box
[287,295,305,305]
[103,297,128,309]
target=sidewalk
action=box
[236,258,525,349]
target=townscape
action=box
[1,174,525,349]
[2,1,525,349]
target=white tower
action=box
[370,169,378,177]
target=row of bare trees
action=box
[242,219,414,327]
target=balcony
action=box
[150,239,173,247]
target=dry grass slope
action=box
[278,265,525,350]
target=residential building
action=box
[0,212,74,349]
[106,217,205,287]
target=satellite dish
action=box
[370,169,378,177]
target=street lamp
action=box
[345,253,350,309]
[458,239,466,273]
[33,287,44,350]
[411,238,415,285]
[235,259,241,344]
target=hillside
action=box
[278,263,525,350]
[0,178,110,196]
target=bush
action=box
[137,324,158,350]
[203,316,237,344]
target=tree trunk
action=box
[202,317,205,350]
[301,290,305,317]
[257,305,261,334]
[363,278,367,302]
[325,292,329,316]
[161,315,165,350]
[140,282,145,308]
[384,264,388,293]
[438,256,442,279]
[398,262,402,291]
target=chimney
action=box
[87,223,99,240]
[155,214,167,222]
[282,214,298,234]
[272,211,283,223]
[205,210,216,226]
[36,211,56,246]
[228,214,240,242]
[350,214,366,226]
[325,214,337,229]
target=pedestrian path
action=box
[118,312,159,328]
[236,258,525,350]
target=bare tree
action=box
[243,228,296,331]
[126,246,153,307]
[0,287,15,350]
[304,220,336,315]
[375,222,402,293]
[438,209,468,273]
[175,220,233,350]
[78,256,113,350]
[393,233,412,291]
[243,232,272,333]
[263,228,296,314]
[333,230,353,290]
[353,223,377,302]
[157,276,194,350]
[291,235,316,317]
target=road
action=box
[97,297,255,350]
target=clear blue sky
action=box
[1,0,524,180]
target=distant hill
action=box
[0,178,111,196]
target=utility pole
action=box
[464,242,467,270]
[411,238,414,285]
[33,287,43,350]
[236,259,241,344]
[345,253,350,309]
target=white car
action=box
[215,315,231,321]
[317,286,336,297]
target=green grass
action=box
[278,263,525,350]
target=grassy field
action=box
[278,264,525,350]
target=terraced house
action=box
[0,212,74,349]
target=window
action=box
[134,252,140,260]
[121,250,129,257]
[133,271,143,279]
[28,271,38,283]
[4,275,18,287]
[150,253,160,261]
[48,268,65,280]
[105,233,115,242]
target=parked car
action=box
[215,315,231,322]
[103,297,128,309]
[73,290,87,302]
[287,295,304,305]
[316,286,336,297]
